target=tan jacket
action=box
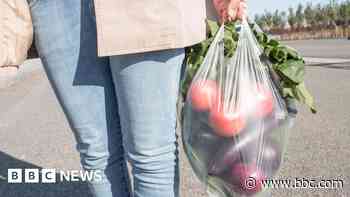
[0,0,33,67]
[94,0,216,56]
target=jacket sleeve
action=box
[0,0,33,67]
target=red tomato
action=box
[189,80,219,111]
[231,163,266,195]
[255,85,274,118]
[209,105,246,137]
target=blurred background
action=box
[249,0,350,40]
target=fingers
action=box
[213,0,248,23]
[228,0,247,21]
[220,10,229,23]
[213,0,228,23]
[227,0,240,21]
[237,0,247,20]
[212,0,223,11]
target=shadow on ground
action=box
[0,151,92,197]
[307,62,350,70]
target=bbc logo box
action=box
[8,169,56,183]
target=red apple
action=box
[189,80,219,111]
[209,105,246,138]
[255,85,274,118]
[230,163,266,195]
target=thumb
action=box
[227,0,240,20]
[237,1,247,20]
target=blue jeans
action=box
[28,0,184,197]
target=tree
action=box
[272,10,283,29]
[251,0,350,36]
[304,3,316,27]
[254,14,265,28]
[280,11,287,25]
[314,3,326,26]
[288,7,297,29]
[263,10,274,29]
[325,1,338,26]
[338,1,350,25]
[295,3,304,28]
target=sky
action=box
[248,0,341,16]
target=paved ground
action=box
[1,40,350,197]
[283,39,350,59]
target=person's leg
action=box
[28,0,130,196]
[109,49,184,197]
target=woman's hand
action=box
[0,66,19,89]
[213,0,247,23]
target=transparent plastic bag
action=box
[182,20,292,197]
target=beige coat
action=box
[0,0,33,67]
[94,0,216,56]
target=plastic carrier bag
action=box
[182,19,292,197]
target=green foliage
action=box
[182,20,316,113]
[295,3,305,27]
[181,20,239,96]
[254,0,350,30]
[288,7,297,28]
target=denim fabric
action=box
[109,50,183,197]
[28,0,184,197]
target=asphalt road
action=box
[283,39,350,59]
[1,40,350,197]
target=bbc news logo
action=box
[7,169,102,183]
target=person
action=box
[24,0,246,197]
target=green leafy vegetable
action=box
[182,19,316,113]
[273,59,305,84]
